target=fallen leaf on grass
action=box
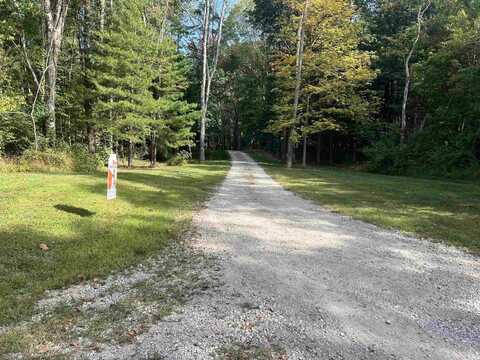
[37,343,49,353]
[39,243,49,251]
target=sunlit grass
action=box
[250,151,480,253]
[0,161,229,325]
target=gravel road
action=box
[92,151,480,359]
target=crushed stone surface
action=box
[88,151,480,359]
[7,151,480,359]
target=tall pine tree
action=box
[92,0,197,167]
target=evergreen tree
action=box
[92,0,196,167]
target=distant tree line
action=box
[1,0,479,178]
[0,0,201,168]
[236,0,479,178]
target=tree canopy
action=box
[0,0,478,177]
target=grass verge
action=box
[250,151,480,253]
[0,160,229,326]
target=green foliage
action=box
[267,0,377,143]
[365,127,479,179]
[0,147,101,174]
[92,0,197,157]
[166,155,187,166]
[0,157,28,173]
[361,0,480,178]
[69,145,103,173]
[166,150,192,166]
[0,45,31,155]
[364,135,400,173]
[206,149,230,161]
[92,0,158,143]
[20,148,73,173]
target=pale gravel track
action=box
[92,151,480,359]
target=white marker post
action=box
[107,154,118,200]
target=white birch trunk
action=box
[287,0,309,168]
[200,0,227,161]
[42,0,70,145]
[401,0,431,144]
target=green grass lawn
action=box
[250,151,480,253]
[0,161,229,326]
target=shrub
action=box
[205,149,230,161]
[166,150,191,166]
[166,155,186,166]
[1,146,101,174]
[69,145,102,173]
[363,137,400,174]
[20,148,73,172]
[364,129,479,179]
[0,157,28,173]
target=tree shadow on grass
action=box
[0,210,175,326]
[0,163,229,326]
[54,204,96,217]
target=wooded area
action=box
[1,0,479,178]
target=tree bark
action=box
[42,0,70,145]
[79,1,96,154]
[234,116,241,150]
[100,0,106,31]
[302,135,307,167]
[281,129,287,162]
[401,0,431,144]
[128,140,134,168]
[199,0,210,161]
[329,132,334,165]
[352,139,357,163]
[150,133,157,168]
[87,124,96,154]
[200,0,226,161]
[316,133,321,164]
[287,0,309,168]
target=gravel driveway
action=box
[93,151,480,359]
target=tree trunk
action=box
[281,129,287,162]
[79,1,96,154]
[199,0,210,161]
[200,0,226,161]
[352,139,357,163]
[87,124,96,154]
[100,0,106,30]
[287,0,309,168]
[150,134,157,168]
[401,0,431,144]
[329,133,334,165]
[42,0,70,145]
[128,140,134,168]
[316,133,321,164]
[234,115,242,150]
[45,52,57,142]
[302,135,307,167]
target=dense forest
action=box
[0,0,479,179]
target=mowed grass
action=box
[0,161,229,325]
[250,152,480,252]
